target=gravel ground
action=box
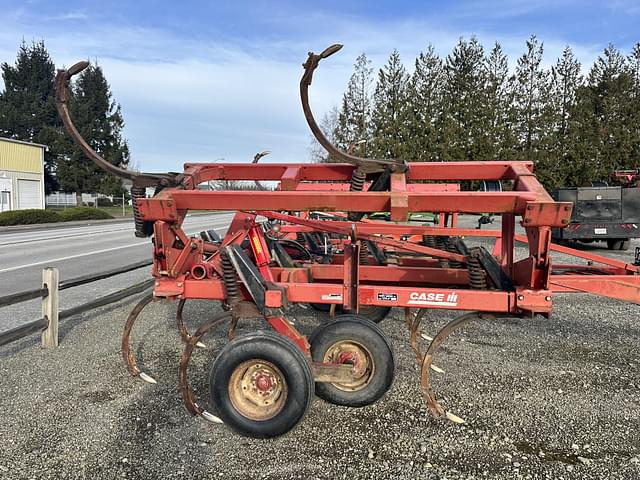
[0,224,639,480]
[0,290,639,480]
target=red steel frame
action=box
[138,160,640,355]
[53,51,640,432]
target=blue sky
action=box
[1,0,639,171]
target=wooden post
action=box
[41,267,59,348]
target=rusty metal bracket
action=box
[312,362,364,383]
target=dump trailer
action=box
[552,185,640,250]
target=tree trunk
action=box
[76,192,83,207]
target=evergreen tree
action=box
[322,36,640,189]
[371,50,409,159]
[405,45,444,161]
[513,36,554,183]
[579,45,635,182]
[483,42,516,160]
[334,53,374,157]
[552,46,582,138]
[56,64,130,205]
[630,43,640,96]
[627,43,640,165]
[0,41,62,193]
[549,46,582,187]
[565,85,599,186]
[441,37,487,161]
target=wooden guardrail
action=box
[0,260,153,348]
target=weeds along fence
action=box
[0,259,153,348]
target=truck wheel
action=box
[607,239,630,250]
[209,331,314,438]
[309,315,394,407]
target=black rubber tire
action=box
[309,315,394,407]
[209,331,314,438]
[309,304,391,323]
[342,305,391,323]
[310,302,334,312]
[607,239,629,250]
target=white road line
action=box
[0,242,149,273]
[0,226,133,246]
[0,225,228,273]
[0,217,233,247]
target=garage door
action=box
[17,179,41,210]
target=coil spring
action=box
[436,236,450,268]
[467,251,487,289]
[347,168,367,222]
[221,251,241,308]
[422,235,437,248]
[131,186,147,238]
[359,241,369,265]
[349,168,367,191]
[446,238,463,269]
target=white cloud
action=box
[47,11,89,21]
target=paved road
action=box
[0,213,235,331]
[1,212,637,333]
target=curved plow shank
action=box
[121,294,156,381]
[176,299,206,348]
[55,61,181,189]
[227,317,238,340]
[419,312,498,424]
[300,45,406,174]
[178,311,233,423]
[251,151,271,191]
[405,308,427,365]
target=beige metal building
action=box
[0,137,46,212]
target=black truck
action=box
[552,185,640,250]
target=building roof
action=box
[0,136,48,150]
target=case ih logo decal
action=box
[408,292,459,307]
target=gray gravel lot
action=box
[1,219,639,480]
[1,287,639,480]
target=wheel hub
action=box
[324,340,374,391]
[254,373,274,393]
[229,360,288,421]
